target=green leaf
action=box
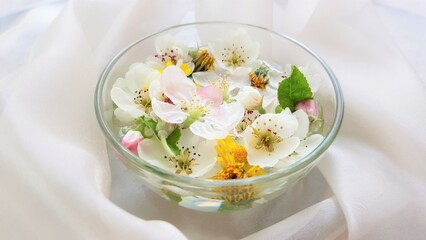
[134,116,158,138]
[166,127,181,156]
[277,65,313,111]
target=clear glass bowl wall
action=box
[95,22,343,212]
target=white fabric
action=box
[1,0,425,239]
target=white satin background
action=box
[0,0,425,239]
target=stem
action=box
[161,137,176,157]
[258,107,266,114]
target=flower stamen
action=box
[133,87,151,112]
[193,49,215,72]
[249,64,270,90]
[167,148,197,175]
[251,126,282,152]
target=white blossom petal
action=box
[252,112,298,138]
[293,109,309,139]
[113,108,135,123]
[189,121,229,140]
[192,71,219,87]
[111,87,146,119]
[246,137,300,168]
[210,29,259,71]
[138,138,173,171]
[188,139,217,177]
[155,34,189,61]
[111,87,134,109]
[148,80,162,100]
[125,62,160,92]
[296,134,324,156]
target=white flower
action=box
[242,110,300,168]
[244,61,285,112]
[146,34,194,76]
[137,129,216,177]
[154,34,190,63]
[111,63,161,122]
[236,86,263,110]
[192,67,251,98]
[151,66,244,139]
[274,109,324,168]
[234,109,261,136]
[209,28,259,71]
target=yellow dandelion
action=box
[212,136,265,180]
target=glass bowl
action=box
[95,22,344,212]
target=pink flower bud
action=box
[121,130,143,154]
[295,100,319,117]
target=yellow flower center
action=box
[231,147,247,164]
[249,64,270,90]
[193,49,215,72]
[133,87,151,112]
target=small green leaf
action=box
[275,105,283,113]
[134,116,158,138]
[166,127,181,156]
[277,65,313,111]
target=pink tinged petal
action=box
[121,130,143,154]
[151,98,187,124]
[197,86,223,107]
[295,100,319,117]
[293,109,309,139]
[208,101,245,130]
[161,66,196,103]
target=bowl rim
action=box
[95,21,344,187]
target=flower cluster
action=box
[112,29,324,179]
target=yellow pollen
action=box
[193,50,215,72]
[232,147,247,164]
[249,71,268,90]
